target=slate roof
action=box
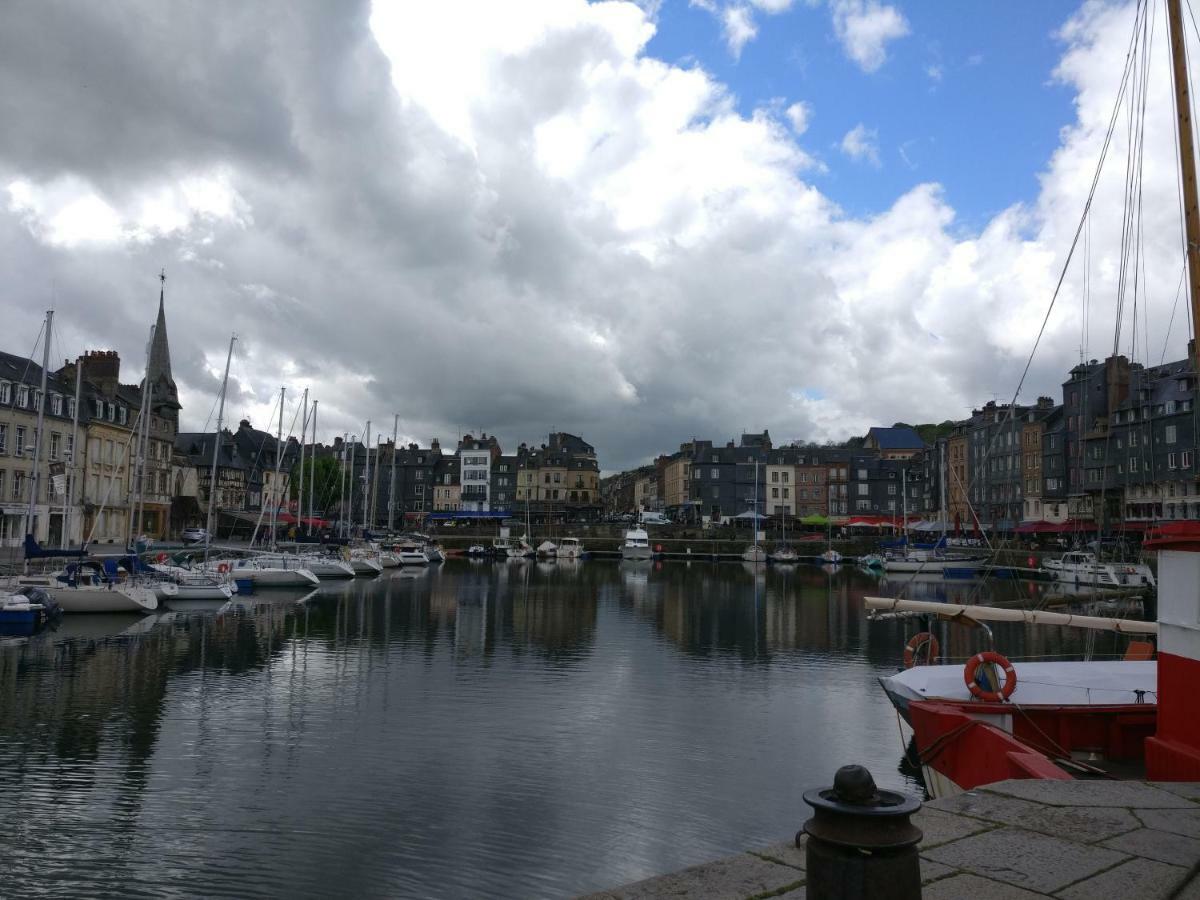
[866,426,925,450]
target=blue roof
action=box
[866,427,925,450]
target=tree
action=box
[289,455,342,516]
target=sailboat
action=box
[740,459,767,564]
[770,510,799,563]
[881,0,1200,797]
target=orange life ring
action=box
[903,632,940,668]
[217,562,230,574]
[964,651,1017,702]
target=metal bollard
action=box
[799,764,923,900]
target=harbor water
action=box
[0,560,1131,898]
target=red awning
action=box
[1143,520,1200,550]
[276,514,330,527]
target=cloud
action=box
[785,100,813,134]
[830,0,910,72]
[0,0,1191,474]
[721,5,758,57]
[840,123,881,166]
[925,63,943,83]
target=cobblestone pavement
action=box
[579,780,1200,899]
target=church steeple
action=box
[148,269,181,430]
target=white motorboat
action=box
[492,537,513,556]
[819,549,843,564]
[621,528,653,560]
[536,540,558,557]
[466,544,487,557]
[424,543,446,563]
[394,542,430,566]
[741,545,767,564]
[558,537,584,559]
[1043,551,1155,588]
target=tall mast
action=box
[205,335,236,556]
[297,388,308,541]
[339,433,349,538]
[939,439,947,538]
[24,310,53,565]
[308,401,317,534]
[362,420,371,534]
[133,325,155,548]
[64,355,81,549]
[271,386,284,548]
[388,413,398,533]
[125,324,154,552]
[1168,0,1200,357]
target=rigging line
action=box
[960,0,1147,514]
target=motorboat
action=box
[466,544,488,557]
[621,527,652,560]
[0,588,61,632]
[1042,551,1155,588]
[424,542,446,563]
[492,537,513,557]
[393,542,430,566]
[558,537,584,559]
[536,540,558,558]
[820,549,843,564]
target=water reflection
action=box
[0,561,1129,898]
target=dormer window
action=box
[107,403,115,422]
[50,394,62,416]
[0,382,9,404]
[17,385,29,407]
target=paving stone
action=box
[984,779,1194,809]
[931,788,1139,842]
[921,873,1047,899]
[919,858,956,884]
[749,836,805,871]
[1148,782,1200,802]
[1054,857,1192,900]
[1100,827,1200,868]
[914,806,996,848]
[924,826,1128,894]
[1135,807,1200,838]
[604,853,805,900]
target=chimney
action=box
[80,350,121,395]
[1105,354,1131,417]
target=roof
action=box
[865,426,925,450]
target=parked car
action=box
[181,527,209,544]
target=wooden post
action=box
[1167,0,1200,363]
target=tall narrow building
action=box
[147,270,181,433]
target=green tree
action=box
[289,456,343,516]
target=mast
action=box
[297,388,308,542]
[388,413,398,533]
[362,420,371,535]
[753,457,759,551]
[939,439,947,538]
[339,433,349,539]
[24,310,52,568]
[205,335,236,556]
[1167,0,1200,363]
[124,324,154,553]
[308,401,317,535]
[271,386,285,548]
[133,326,155,550]
[63,355,81,549]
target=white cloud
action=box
[830,0,910,72]
[840,123,880,166]
[785,100,813,134]
[0,0,1192,473]
[925,63,943,83]
[721,5,758,58]
[749,0,795,11]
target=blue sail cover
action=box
[24,535,88,559]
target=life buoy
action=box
[903,632,940,668]
[217,562,230,574]
[157,553,168,563]
[964,651,1017,702]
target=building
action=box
[656,444,695,521]
[0,350,81,547]
[174,429,250,532]
[432,455,461,511]
[458,433,501,512]
[862,426,925,460]
[515,433,600,522]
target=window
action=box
[0,471,4,499]
[771,487,779,498]
[0,424,5,454]
[782,471,789,483]
[1184,451,1194,469]
[710,468,719,479]
[50,433,61,460]
[782,488,789,499]
[0,382,9,404]
[855,499,870,511]
[1169,453,1178,470]
[415,470,424,481]
[856,483,868,496]
[18,385,29,407]
[1166,400,1178,414]
[51,394,62,416]
[106,403,114,422]
[771,471,779,483]
[1166,425,1177,445]
[857,468,867,480]
[711,487,719,499]
[887,484,896,495]
[66,398,75,418]
[1130,431,1138,447]
[12,472,25,500]
[1129,457,1139,473]
[15,426,26,456]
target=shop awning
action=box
[798,514,828,526]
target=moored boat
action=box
[557,537,584,559]
[621,527,652,560]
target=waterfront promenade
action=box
[581,779,1200,899]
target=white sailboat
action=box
[740,459,766,564]
[1043,551,1155,588]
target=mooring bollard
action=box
[799,764,923,900]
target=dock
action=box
[579,779,1200,899]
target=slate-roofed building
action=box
[863,426,925,460]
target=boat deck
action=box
[579,779,1200,899]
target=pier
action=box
[581,779,1200,899]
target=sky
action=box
[0,0,1196,473]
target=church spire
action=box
[147,268,180,429]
